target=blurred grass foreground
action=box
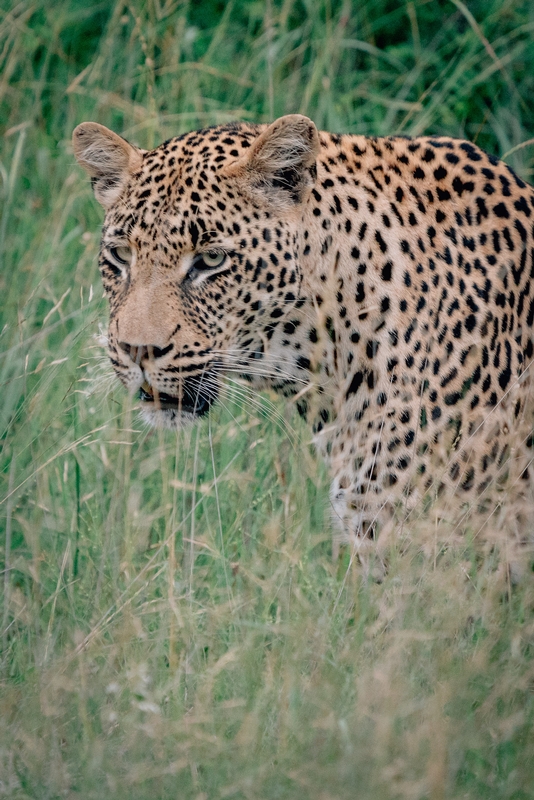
[1,1,534,797]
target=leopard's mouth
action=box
[138,379,214,417]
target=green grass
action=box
[1,1,534,797]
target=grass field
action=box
[1,1,534,797]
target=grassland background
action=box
[1,0,534,798]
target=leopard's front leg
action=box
[326,407,419,562]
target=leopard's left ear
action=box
[72,122,143,209]
[224,114,319,208]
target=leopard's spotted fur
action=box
[73,115,534,545]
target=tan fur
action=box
[73,115,534,547]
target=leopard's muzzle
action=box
[138,371,218,429]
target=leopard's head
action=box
[73,115,319,428]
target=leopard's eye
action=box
[109,245,132,265]
[196,250,226,269]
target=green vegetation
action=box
[1,1,534,797]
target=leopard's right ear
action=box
[223,114,319,210]
[72,122,143,209]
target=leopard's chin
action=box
[139,405,200,430]
[137,380,215,429]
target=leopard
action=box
[73,114,534,549]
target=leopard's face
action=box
[75,117,319,428]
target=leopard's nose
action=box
[118,342,174,363]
